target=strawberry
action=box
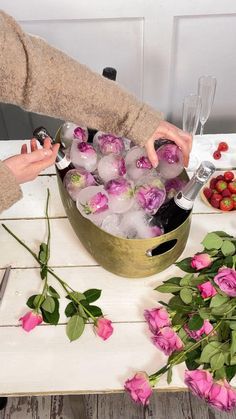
[231,194,236,209]
[228,181,236,194]
[221,188,231,198]
[215,180,228,192]
[219,197,234,211]
[210,193,222,209]
[209,178,217,189]
[203,187,213,200]
[218,141,229,152]
[213,150,221,160]
[224,171,234,182]
[216,175,225,181]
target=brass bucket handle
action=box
[146,238,178,257]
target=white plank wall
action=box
[1,0,236,139]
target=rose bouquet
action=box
[125,230,236,412]
[2,190,113,342]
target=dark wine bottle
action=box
[33,126,74,180]
[154,161,215,233]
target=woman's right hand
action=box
[4,138,59,184]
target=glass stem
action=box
[200,124,204,136]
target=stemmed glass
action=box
[198,75,217,136]
[182,93,201,169]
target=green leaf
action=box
[172,313,187,327]
[200,342,222,363]
[83,289,101,304]
[40,265,48,280]
[231,331,236,356]
[38,242,49,264]
[212,231,233,238]
[229,322,236,331]
[167,367,173,384]
[180,288,193,304]
[163,277,182,285]
[26,294,39,309]
[48,286,60,299]
[198,308,213,320]
[210,294,229,308]
[33,294,44,307]
[65,302,78,318]
[188,315,204,331]
[211,302,234,316]
[168,296,191,312]
[202,233,223,250]
[221,240,236,256]
[41,298,59,325]
[180,274,194,286]
[214,367,226,380]
[155,283,182,294]
[66,315,85,342]
[210,352,225,371]
[185,359,200,370]
[175,258,196,273]
[66,292,86,302]
[41,296,55,313]
[85,304,103,318]
[226,365,236,381]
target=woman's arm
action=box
[0,10,162,146]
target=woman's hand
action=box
[144,120,192,168]
[4,138,59,184]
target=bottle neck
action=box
[55,149,72,170]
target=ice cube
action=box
[104,177,135,213]
[97,154,126,182]
[93,131,125,155]
[76,185,110,226]
[63,168,96,201]
[134,175,166,215]
[60,122,88,148]
[125,146,154,181]
[70,140,98,172]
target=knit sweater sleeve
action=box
[0,161,22,213]
[0,10,163,146]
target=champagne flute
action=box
[198,75,217,136]
[182,93,201,170]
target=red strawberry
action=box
[203,187,213,200]
[218,141,229,152]
[209,178,217,189]
[210,193,222,208]
[221,188,231,198]
[231,194,236,209]
[216,175,225,181]
[228,181,236,194]
[224,171,234,182]
[215,180,228,192]
[219,197,234,211]
[213,150,221,160]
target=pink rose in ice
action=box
[191,253,213,270]
[63,168,96,201]
[197,281,217,299]
[117,156,126,176]
[78,142,96,155]
[95,317,113,340]
[165,178,187,200]
[208,379,236,412]
[144,307,171,334]
[213,267,236,297]
[184,370,213,399]
[136,156,152,169]
[20,311,43,332]
[152,327,183,356]
[97,133,124,155]
[135,179,166,215]
[124,372,153,405]
[73,126,87,141]
[105,178,133,197]
[82,192,109,215]
[184,319,213,341]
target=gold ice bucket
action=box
[56,129,191,278]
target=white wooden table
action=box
[0,135,236,397]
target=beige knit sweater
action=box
[0,10,162,213]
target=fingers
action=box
[21,144,28,154]
[31,143,60,173]
[145,139,158,168]
[24,148,53,164]
[30,138,38,152]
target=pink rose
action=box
[78,142,96,155]
[184,319,213,341]
[98,133,124,155]
[20,311,43,332]
[73,126,87,141]
[124,372,152,405]
[208,379,236,412]
[105,178,132,196]
[184,370,213,399]
[191,253,213,270]
[197,281,217,299]
[136,156,152,169]
[135,185,166,215]
[117,156,126,176]
[83,192,109,215]
[95,317,113,340]
[152,327,183,356]
[214,267,236,297]
[144,307,171,334]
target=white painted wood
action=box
[0,138,236,396]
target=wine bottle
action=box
[33,126,74,180]
[154,161,215,233]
